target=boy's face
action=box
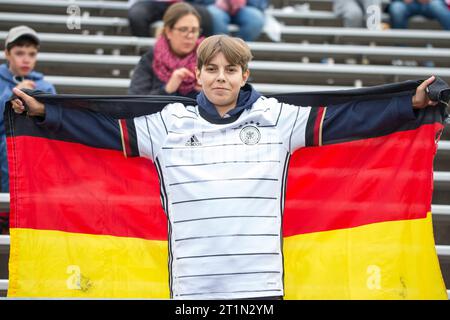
[5,45,38,77]
[196,52,249,115]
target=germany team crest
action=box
[239,125,261,145]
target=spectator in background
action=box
[128,2,203,98]
[333,0,382,28]
[0,26,56,234]
[203,0,268,41]
[128,0,213,37]
[388,0,450,30]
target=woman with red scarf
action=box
[128,2,203,98]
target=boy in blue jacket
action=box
[0,25,56,233]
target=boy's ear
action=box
[241,69,250,86]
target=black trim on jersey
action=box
[280,152,291,299]
[144,117,154,160]
[154,158,168,214]
[170,114,197,120]
[166,160,280,168]
[185,108,198,117]
[177,271,280,279]
[168,222,174,299]
[172,196,277,205]
[175,234,279,242]
[305,106,319,147]
[174,215,277,224]
[154,157,173,297]
[124,118,139,157]
[258,103,283,128]
[280,152,290,217]
[177,252,280,260]
[289,106,300,152]
[169,177,278,186]
[248,107,270,114]
[158,112,168,134]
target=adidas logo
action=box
[185,135,202,146]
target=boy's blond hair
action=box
[196,35,253,73]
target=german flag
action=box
[284,123,445,299]
[5,80,449,299]
[6,96,176,298]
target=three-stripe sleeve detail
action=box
[305,106,327,147]
[118,119,139,157]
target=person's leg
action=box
[128,1,167,37]
[233,6,265,41]
[388,0,416,29]
[388,1,421,65]
[192,4,215,36]
[333,0,364,28]
[422,0,450,30]
[207,5,231,35]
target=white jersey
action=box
[124,96,312,299]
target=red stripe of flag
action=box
[7,136,167,240]
[283,123,439,236]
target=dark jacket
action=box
[128,48,200,99]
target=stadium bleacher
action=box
[0,0,449,299]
